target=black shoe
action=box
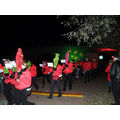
[108,90,111,93]
[28,101,35,105]
[111,103,120,105]
[58,94,62,97]
[63,89,66,91]
[8,101,15,105]
[69,88,72,90]
[48,96,53,99]
[29,102,35,105]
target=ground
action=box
[0,70,114,105]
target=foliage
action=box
[57,15,119,48]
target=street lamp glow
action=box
[99,55,103,60]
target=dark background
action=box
[0,15,68,61]
[0,15,69,76]
[0,15,118,76]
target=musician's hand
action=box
[16,78,19,82]
[17,70,21,72]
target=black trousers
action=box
[42,74,51,88]
[49,78,62,97]
[0,79,4,93]
[72,69,77,80]
[84,71,91,83]
[112,81,120,104]
[32,77,39,90]
[4,83,14,105]
[63,73,73,91]
[91,69,97,80]
[14,87,31,105]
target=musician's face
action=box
[86,58,88,61]
[22,63,27,69]
[4,60,9,66]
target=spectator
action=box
[110,55,120,105]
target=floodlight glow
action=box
[99,55,103,60]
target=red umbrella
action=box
[15,48,24,71]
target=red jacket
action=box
[92,61,97,70]
[30,64,37,77]
[62,63,65,69]
[52,64,63,80]
[79,61,83,67]
[64,62,73,74]
[3,73,11,84]
[105,64,112,81]
[3,69,13,84]
[73,63,78,69]
[47,67,54,74]
[83,61,92,71]
[42,65,49,75]
[11,68,32,90]
[0,64,4,70]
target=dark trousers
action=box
[112,81,120,104]
[4,83,14,105]
[49,78,62,97]
[91,69,97,80]
[0,79,4,93]
[42,74,51,88]
[108,81,112,92]
[14,87,31,105]
[32,77,39,90]
[63,73,72,91]
[84,71,91,83]
[73,69,77,80]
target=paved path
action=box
[0,71,114,105]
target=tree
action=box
[57,15,119,49]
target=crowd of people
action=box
[0,56,98,104]
[0,45,120,106]
[1,54,120,105]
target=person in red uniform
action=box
[42,64,51,88]
[30,64,39,90]
[11,60,35,105]
[79,60,83,68]
[63,62,73,91]
[105,59,113,93]
[91,58,98,80]
[83,58,92,83]
[48,64,63,99]
[2,59,15,105]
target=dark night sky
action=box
[0,15,67,47]
[0,15,68,61]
